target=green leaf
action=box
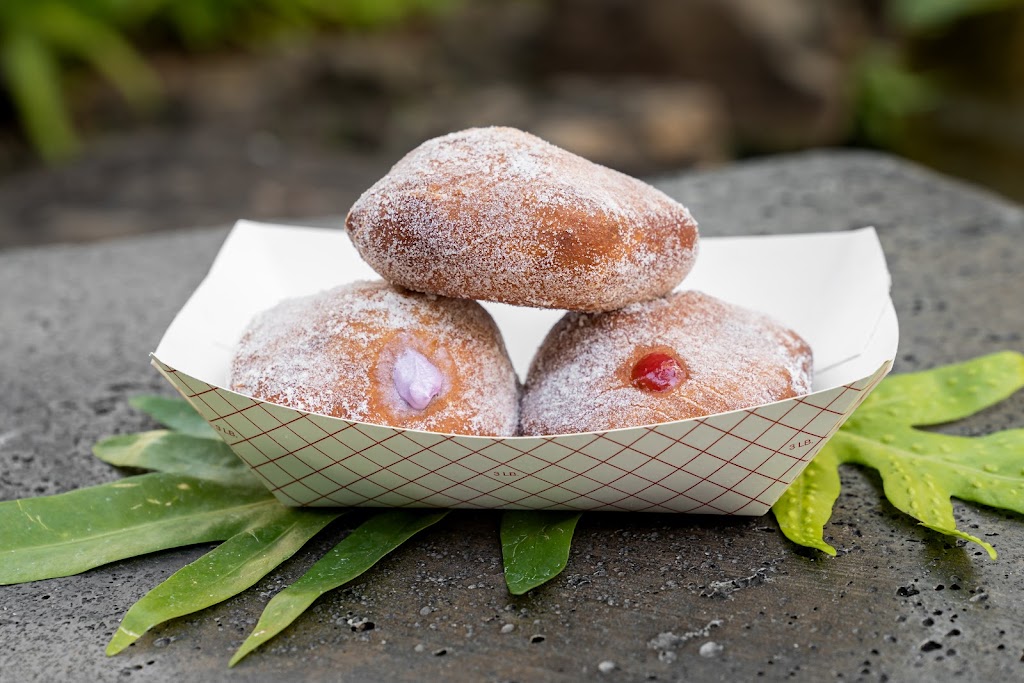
[500,511,581,595]
[773,352,1024,559]
[106,506,343,655]
[771,448,840,557]
[230,510,448,666]
[0,29,78,160]
[35,2,161,108]
[830,431,999,557]
[128,395,219,439]
[851,351,1024,428]
[0,472,279,584]
[93,430,253,485]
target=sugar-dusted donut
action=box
[345,126,699,312]
[520,291,813,435]
[230,281,519,436]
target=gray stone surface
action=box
[2,150,1023,682]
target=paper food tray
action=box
[152,221,898,515]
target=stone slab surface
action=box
[1,150,1023,682]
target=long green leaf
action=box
[128,395,219,439]
[773,352,1024,558]
[93,430,254,485]
[836,425,1024,557]
[106,507,343,655]
[36,2,160,107]
[0,29,78,160]
[771,448,840,556]
[229,510,448,666]
[851,351,1024,428]
[0,472,278,584]
[501,511,582,595]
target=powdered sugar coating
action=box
[230,281,519,436]
[345,126,699,312]
[520,291,813,435]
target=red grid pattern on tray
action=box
[153,359,889,515]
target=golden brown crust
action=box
[345,127,699,312]
[230,281,520,436]
[520,291,813,435]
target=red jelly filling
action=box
[630,352,686,393]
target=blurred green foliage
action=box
[0,0,159,160]
[2,0,1021,163]
[0,0,453,161]
[134,0,456,49]
[855,0,1024,146]
[886,0,1021,32]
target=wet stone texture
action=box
[2,150,1023,682]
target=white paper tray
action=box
[153,221,898,515]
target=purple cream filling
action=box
[392,348,444,410]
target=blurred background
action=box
[0,0,1022,249]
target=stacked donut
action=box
[231,127,813,436]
